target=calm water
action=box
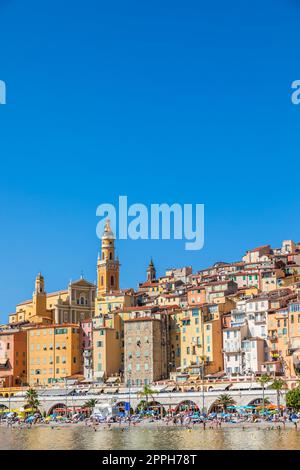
[0,426,300,450]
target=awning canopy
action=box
[106,377,120,384]
[207,384,232,391]
[161,386,177,392]
[230,382,262,390]
[103,387,119,394]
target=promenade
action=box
[0,387,285,415]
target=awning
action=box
[230,383,254,390]
[207,384,232,391]
[205,371,226,378]
[116,387,142,394]
[103,387,119,394]
[106,377,120,384]
[151,385,169,392]
[161,386,177,392]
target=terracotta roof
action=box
[123,306,158,312]
[26,323,80,330]
[125,317,160,322]
[247,245,271,253]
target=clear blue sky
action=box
[0,0,300,322]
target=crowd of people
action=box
[1,407,300,431]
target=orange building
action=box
[187,286,206,306]
[27,324,82,386]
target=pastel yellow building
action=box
[9,274,95,326]
[27,324,82,385]
[179,300,233,376]
[9,274,53,325]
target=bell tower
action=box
[97,219,120,295]
[32,273,47,317]
[147,258,156,282]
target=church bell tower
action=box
[97,219,120,295]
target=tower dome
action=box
[102,219,115,240]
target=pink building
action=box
[0,330,27,387]
[80,320,93,381]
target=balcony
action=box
[222,348,242,354]
[254,316,266,324]
[268,335,278,342]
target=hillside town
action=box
[1,220,300,393]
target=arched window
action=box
[111,275,114,286]
[80,296,85,305]
[101,276,104,286]
[109,252,112,260]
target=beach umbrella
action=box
[26,416,35,423]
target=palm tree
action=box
[215,394,236,412]
[137,385,157,411]
[25,388,40,412]
[257,374,270,413]
[83,398,98,409]
[83,398,98,415]
[270,378,286,415]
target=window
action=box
[97,341,103,347]
[110,275,114,286]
